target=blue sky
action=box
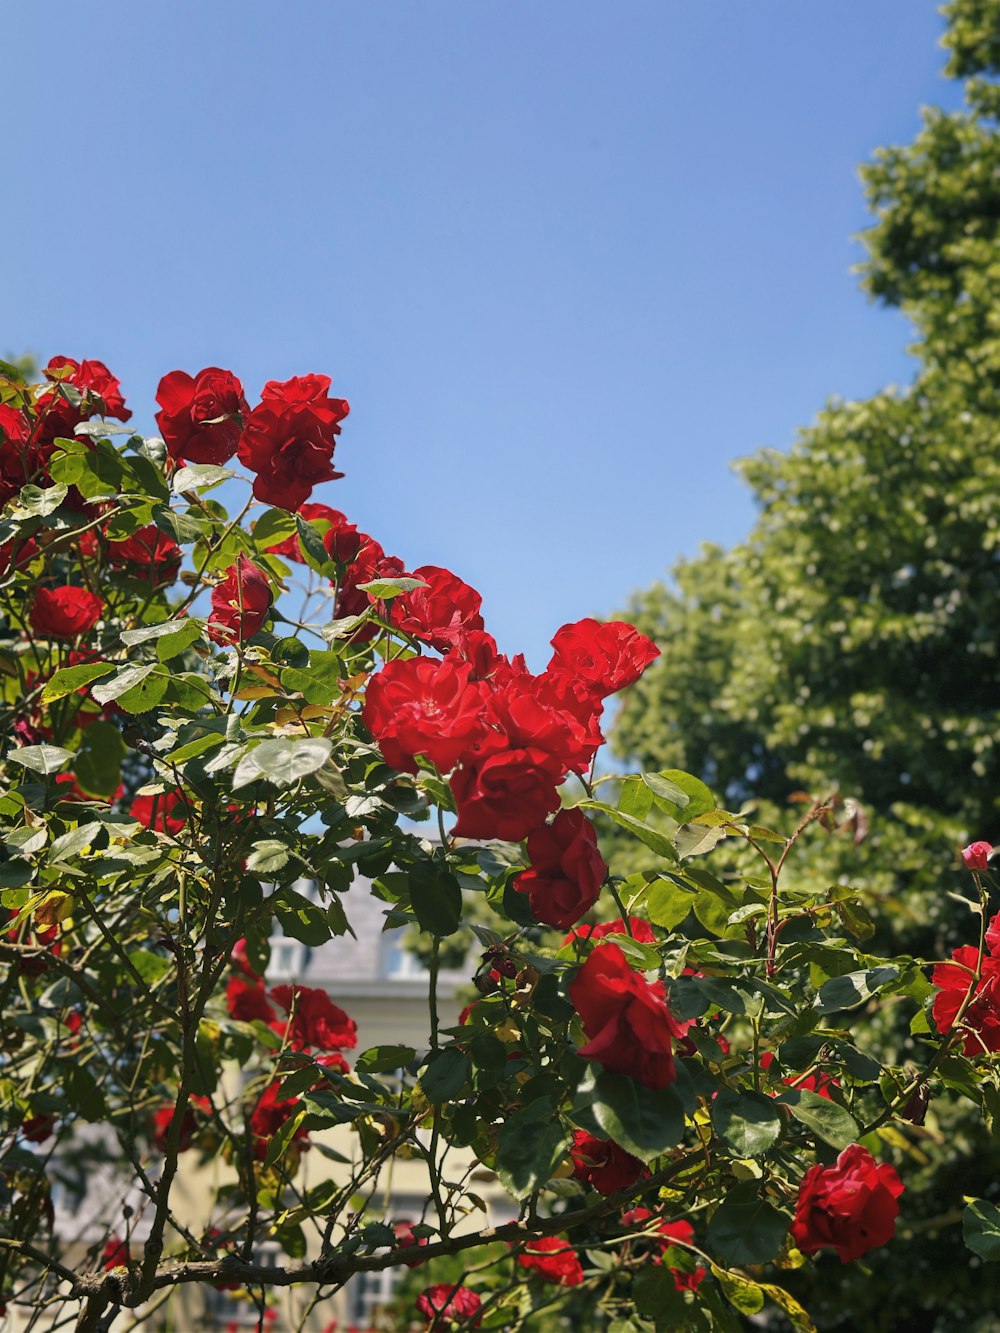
[6,2,962,669]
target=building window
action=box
[267,939,305,980]
[203,1245,282,1327]
[381,930,428,981]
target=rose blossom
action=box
[931,945,1000,1054]
[570,1130,646,1195]
[415,1283,481,1326]
[548,618,660,698]
[102,1237,130,1270]
[151,1105,197,1153]
[514,808,607,929]
[620,1211,706,1290]
[569,942,688,1089]
[249,1083,309,1160]
[30,586,103,639]
[451,737,563,842]
[269,985,357,1052]
[516,1236,584,1286]
[237,373,349,511]
[132,789,189,836]
[156,367,248,466]
[226,975,276,1024]
[791,1144,904,1263]
[564,917,656,947]
[35,356,131,446]
[389,564,485,653]
[106,525,182,584]
[962,841,992,871]
[363,655,488,775]
[206,554,272,645]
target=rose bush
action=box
[1,354,999,1333]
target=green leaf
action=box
[420,1048,471,1103]
[776,1087,858,1149]
[233,737,334,789]
[711,1088,783,1157]
[495,1099,567,1200]
[645,876,697,930]
[619,777,654,821]
[172,464,235,492]
[116,671,169,715]
[647,769,716,821]
[589,1067,686,1163]
[8,745,74,774]
[48,823,102,863]
[295,514,334,572]
[246,840,290,874]
[65,1065,106,1122]
[631,1267,690,1321]
[675,821,728,859]
[41,662,115,702]
[409,860,463,937]
[128,949,172,985]
[73,722,125,798]
[707,1181,790,1266]
[121,619,194,647]
[15,483,68,515]
[253,507,298,549]
[356,575,428,599]
[964,1199,1000,1260]
[713,1267,765,1316]
[581,800,679,862]
[263,1109,309,1169]
[156,620,203,661]
[91,663,158,705]
[356,1045,417,1075]
[272,888,332,947]
[813,966,899,1015]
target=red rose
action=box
[237,373,349,511]
[963,841,992,871]
[514,808,607,929]
[37,357,131,446]
[485,670,603,778]
[227,975,276,1024]
[415,1284,481,1326]
[30,586,104,639]
[451,630,503,679]
[207,555,272,645]
[106,525,182,584]
[156,367,248,466]
[363,656,488,775]
[132,789,189,836]
[564,917,656,948]
[390,565,486,653]
[931,945,1000,1054]
[791,1144,904,1263]
[269,984,357,1052]
[249,1083,309,1160]
[620,1213,706,1290]
[0,536,39,577]
[987,912,1000,956]
[22,1113,56,1143]
[151,1104,197,1153]
[569,942,687,1089]
[102,1237,130,1271]
[450,738,563,842]
[516,1236,584,1286]
[548,618,660,698]
[570,1130,646,1195]
[393,1220,428,1268]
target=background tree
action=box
[608,1,1000,1325]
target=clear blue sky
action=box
[6,2,962,668]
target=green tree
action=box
[609,2,1000,1326]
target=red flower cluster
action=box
[415,1283,482,1326]
[249,1082,310,1161]
[619,1210,706,1291]
[514,809,607,929]
[931,930,1000,1055]
[206,555,272,645]
[569,942,688,1089]
[564,917,656,948]
[516,1236,584,1286]
[389,565,485,652]
[225,947,357,1062]
[791,1144,904,1263]
[570,1130,646,1195]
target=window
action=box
[381,931,428,981]
[267,939,305,980]
[203,1245,282,1327]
